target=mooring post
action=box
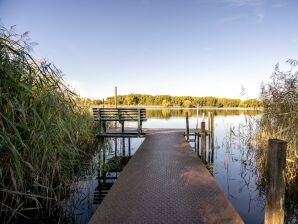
[196,105,199,130]
[208,112,211,134]
[186,112,189,141]
[194,134,197,152]
[201,121,206,163]
[264,139,287,224]
[196,133,200,157]
[211,112,215,163]
[208,112,211,162]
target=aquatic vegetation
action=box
[0,26,96,222]
[257,60,297,185]
[253,60,298,222]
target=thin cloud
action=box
[222,0,263,7]
[219,14,247,24]
[271,0,287,8]
[271,3,287,8]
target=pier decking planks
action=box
[90,130,243,224]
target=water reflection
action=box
[63,108,275,223]
[146,108,260,119]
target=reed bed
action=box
[254,60,298,222]
[257,60,297,185]
[0,26,96,222]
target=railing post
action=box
[264,139,287,224]
[201,121,206,163]
[185,112,189,141]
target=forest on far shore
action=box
[77,94,262,108]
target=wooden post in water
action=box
[196,133,200,157]
[210,112,214,163]
[264,139,287,224]
[186,112,189,141]
[196,105,199,130]
[194,134,197,153]
[201,121,206,163]
[208,112,211,134]
[208,112,211,162]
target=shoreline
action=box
[91,105,263,110]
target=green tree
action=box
[183,100,192,108]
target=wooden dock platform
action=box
[90,130,243,223]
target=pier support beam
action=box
[185,112,189,141]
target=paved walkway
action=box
[90,131,243,224]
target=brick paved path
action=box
[90,131,243,224]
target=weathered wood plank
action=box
[264,139,287,224]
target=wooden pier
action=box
[90,129,243,223]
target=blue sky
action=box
[1,0,297,99]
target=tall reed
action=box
[257,60,297,185]
[0,26,96,222]
[254,60,297,222]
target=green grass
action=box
[0,26,96,222]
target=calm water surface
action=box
[64,108,268,223]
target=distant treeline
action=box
[77,94,262,108]
[146,109,261,119]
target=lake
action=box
[62,108,294,224]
